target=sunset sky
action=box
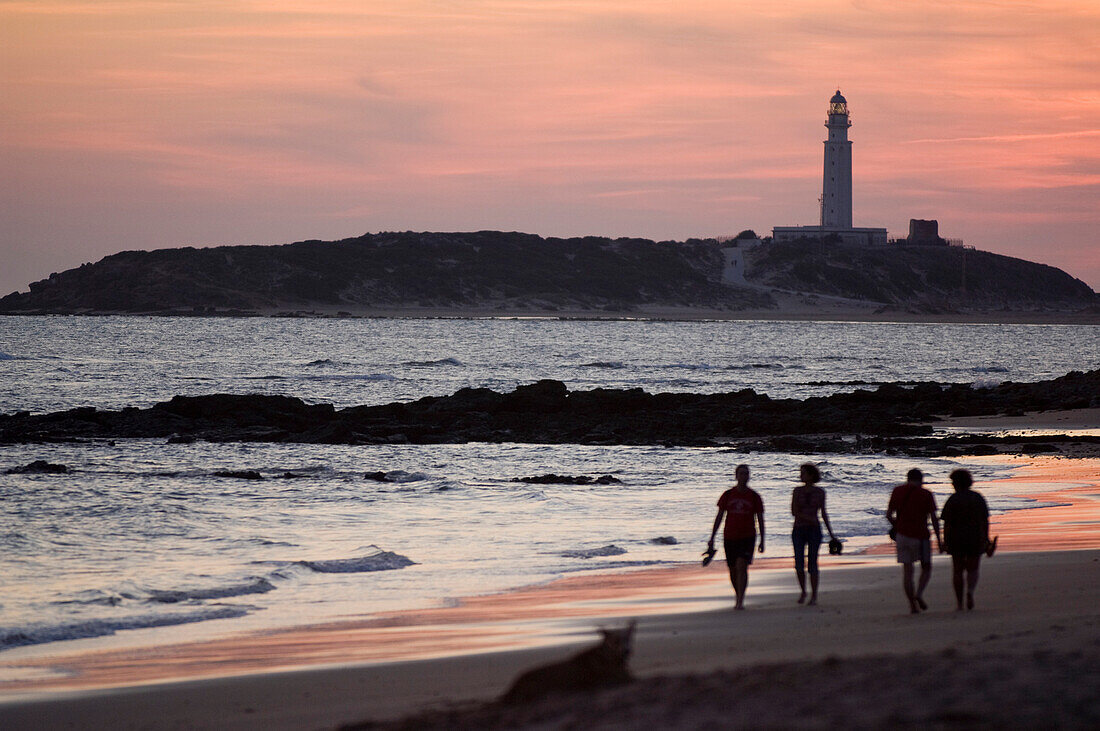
[2,0,1098,293]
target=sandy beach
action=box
[250,298,1100,326]
[2,455,1098,729]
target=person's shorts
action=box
[724,537,756,566]
[945,535,986,558]
[895,534,931,564]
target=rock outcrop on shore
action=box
[2,370,1097,449]
[1,231,1094,315]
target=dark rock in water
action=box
[500,379,568,413]
[213,470,264,480]
[650,536,679,545]
[364,471,388,481]
[1,369,1099,450]
[6,460,70,474]
[155,394,335,425]
[512,474,622,485]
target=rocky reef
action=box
[2,369,1097,451]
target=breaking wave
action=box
[402,357,463,367]
[561,544,627,559]
[297,549,416,574]
[146,577,276,603]
[0,606,252,651]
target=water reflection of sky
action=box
[936,427,1100,438]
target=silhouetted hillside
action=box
[746,239,1096,311]
[0,232,769,314]
[1,231,1094,316]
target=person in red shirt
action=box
[887,468,942,613]
[706,464,765,610]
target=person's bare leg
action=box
[734,558,749,609]
[902,563,919,613]
[915,558,932,610]
[952,556,965,610]
[966,556,981,610]
[808,571,819,605]
[794,541,807,603]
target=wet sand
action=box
[932,407,1100,431]
[1,457,1098,729]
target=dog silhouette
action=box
[501,621,636,704]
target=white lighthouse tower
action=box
[773,90,886,246]
[821,90,852,228]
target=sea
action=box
[1,316,1098,661]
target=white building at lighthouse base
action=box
[772,225,887,246]
[772,91,887,247]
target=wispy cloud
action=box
[905,130,1100,144]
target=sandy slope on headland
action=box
[1,458,1097,730]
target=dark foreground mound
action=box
[2,370,1097,448]
[343,647,1098,730]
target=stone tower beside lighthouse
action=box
[773,90,886,245]
[821,90,853,228]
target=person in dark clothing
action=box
[941,469,991,611]
[790,463,838,605]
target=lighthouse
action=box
[773,90,886,246]
[821,90,852,228]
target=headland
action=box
[2,232,1096,323]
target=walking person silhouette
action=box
[706,464,765,610]
[941,469,992,611]
[790,463,838,605]
[887,468,942,613]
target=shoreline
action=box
[2,550,1097,729]
[1,454,1098,728]
[3,306,1099,325]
